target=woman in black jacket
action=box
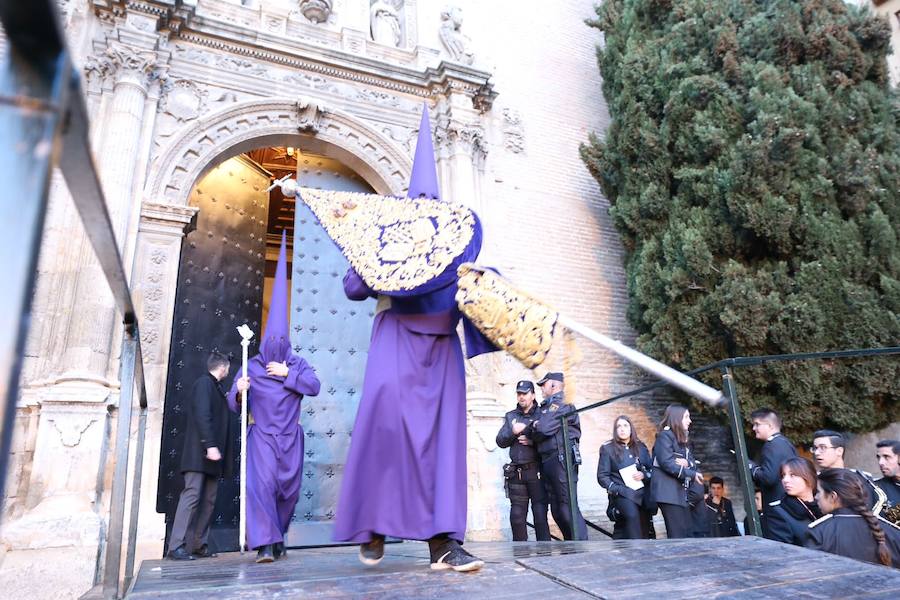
[651,404,703,539]
[806,468,900,567]
[597,415,653,539]
[766,457,821,545]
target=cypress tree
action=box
[582,0,900,439]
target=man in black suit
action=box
[748,407,796,537]
[167,352,234,560]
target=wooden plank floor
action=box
[128,538,900,599]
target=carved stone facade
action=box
[1,1,647,597]
[872,0,900,86]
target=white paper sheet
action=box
[619,464,644,490]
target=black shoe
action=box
[273,542,287,560]
[429,539,484,573]
[359,534,385,566]
[167,545,195,561]
[191,544,217,558]
[255,545,275,563]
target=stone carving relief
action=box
[48,414,98,448]
[147,99,412,207]
[295,97,328,133]
[174,45,269,78]
[434,115,488,168]
[381,123,417,153]
[159,79,208,122]
[439,6,474,66]
[297,0,333,24]
[370,0,403,48]
[84,42,164,92]
[502,108,525,154]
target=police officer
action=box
[496,380,550,541]
[532,372,588,541]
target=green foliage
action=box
[582,0,900,440]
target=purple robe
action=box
[227,336,320,549]
[333,270,493,543]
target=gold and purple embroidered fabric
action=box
[455,263,559,368]
[298,187,478,296]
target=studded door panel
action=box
[156,157,270,553]
[287,162,375,544]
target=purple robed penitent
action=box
[333,106,496,544]
[227,232,320,550]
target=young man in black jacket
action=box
[496,380,550,541]
[167,352,234,560]
[748,407,797,534]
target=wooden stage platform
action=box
[129,537,900,599]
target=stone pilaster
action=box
[130,201,198,544]
[433,96,488,216]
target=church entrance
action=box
[157,145,376,553]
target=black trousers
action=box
[541,456,588,541]
[614,496,651,539]
[659,502,691,539]
[507,463,550,541]
[169,471,218,552]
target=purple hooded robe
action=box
[333,106,495,543]
[227,232,321,549]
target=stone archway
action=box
[145,97,413,206]
[133,98,414,550]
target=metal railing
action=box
[558,346,900,540]
[0,1,150,598]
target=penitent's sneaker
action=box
[359,534,386,566]
[429,541,484,573]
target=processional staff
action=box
[236,323,254,553]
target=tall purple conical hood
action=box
[260,230,291,363]
[408,104,440,200]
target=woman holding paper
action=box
[651,404,703,538]
[597,415,653,539]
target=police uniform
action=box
[496,380,550,541]
[597,439,652,539]
[532,373,588,541]
[766,496,821,545]
[804,508,900,568]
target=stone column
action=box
[128,202,198,548]
[433,96,487,216]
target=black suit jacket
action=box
[766,495,821,545]
[805,508,900,567]
[752,433,797,508]
[651,429,697,507]
[180,373,233,477]
[597,440,652,504]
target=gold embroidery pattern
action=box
[455,263,558,368]
[298,188,475,292]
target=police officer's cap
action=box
[515,380,534,393]
[536,372,564,385]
